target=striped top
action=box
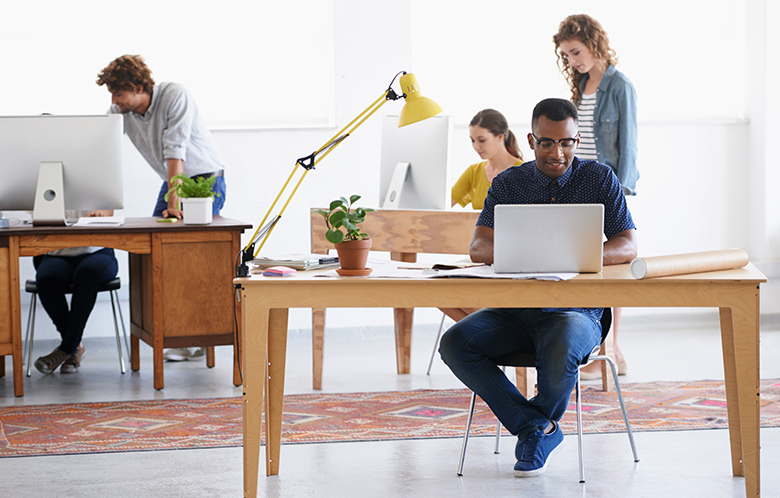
[577,93,599,160]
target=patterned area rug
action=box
[1,379,779,457]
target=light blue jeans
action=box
[439,308,601,436]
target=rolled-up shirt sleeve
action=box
[161,89,193,161]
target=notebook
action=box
[493,204,604,273]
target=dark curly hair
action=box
[96,55,155,94]
[553,15,618,104]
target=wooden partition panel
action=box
[310,209,478,255]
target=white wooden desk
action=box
[237,263,766,498]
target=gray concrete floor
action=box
[1,307,780,498]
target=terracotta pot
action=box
[335,238,372,276]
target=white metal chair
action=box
[24,277,130,376]
[456,309,639,482]
[426,313,450,375]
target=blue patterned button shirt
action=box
[477,157,636,319]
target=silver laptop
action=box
[493,204,604,273]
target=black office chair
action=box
[457,308,639,482]
[24,277,130,376]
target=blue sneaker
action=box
[513,420,565,477]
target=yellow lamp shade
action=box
[397,72,442,127]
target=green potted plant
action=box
[165,173,220,224]
[315,194,375,276]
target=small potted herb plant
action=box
[165,173,220,224]
[315,195,375,276]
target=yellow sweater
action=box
[451,160,522,210]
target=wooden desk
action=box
[0,216,251,394]
[237,264,766,498]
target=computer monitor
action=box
[0,114,124,226]
[379,114,453,210]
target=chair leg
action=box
[596,355,639,463]
[113,288,131,362]
[576,371,585,482]
[494,365,507,454]
[457,392,478,476]
[109,290,126,374]
[426,313,447,375]
[24,293,38,377]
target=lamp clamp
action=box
[385,88,404,101]
[296,133,350,171]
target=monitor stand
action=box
[32,161,69,226]
[381,162,410,209]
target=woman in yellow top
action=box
[451,108,523,210]
[441,109,524,323]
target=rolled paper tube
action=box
[629,248,749,279]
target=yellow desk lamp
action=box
[236,71,442,276]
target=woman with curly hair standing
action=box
[554,14,638,379]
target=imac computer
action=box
[379,114,453,210]
[0,114,124,226]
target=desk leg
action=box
[719,307,743,477]
[720,293,761,497]
[153,339,164,390]
[391,251,415,375]
[242,291,268,498]
[130,334,140,371]
[206,346,216,368]
[393,308,413,374]
[266,308,289,476]
[233,288,243,387]
[233,323,243,388]
[312,308,325,390]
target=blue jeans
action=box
[33,248,119,355]
[439,308,601,436]
[153,174,226,217]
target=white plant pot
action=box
[182,197,213,225]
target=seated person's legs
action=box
[438,307,481,322]
[64,249,118,353]
[439,308,547,436]
[34,255,74,340]
[440,307,602,477]
[33,249,118,374]
[530,310,602,421]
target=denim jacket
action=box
[578,64,639,195]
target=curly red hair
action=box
[96,55,155,94]
[553,15,618,103]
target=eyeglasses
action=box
[531,133,579,151]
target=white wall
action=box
[7,0,777,336]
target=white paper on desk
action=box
[425,265,577,280]
[316,259,422,278]
[316,260,577,280]
[73,216,125,227]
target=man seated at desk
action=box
[439,98,637,478]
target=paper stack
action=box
[249,254,339,272]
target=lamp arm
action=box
[236,89,393,275]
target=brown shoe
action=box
[60,344,85,374]
[34,348,71,374]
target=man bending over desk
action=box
[439,98,637,478]
[96,54,227,362]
